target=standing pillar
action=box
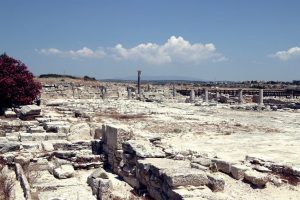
[290,91,294,99]
[238,89,244,104]
[204,88,209,103]
[101,86,107,100]
[216,91,220,99]
[128,88,132,99]
[137,70,141,96]
[259,89,264,105]
[172,84,176,97]
[190,90,195,102]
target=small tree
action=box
[0,53,41,108]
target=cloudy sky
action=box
[0,0,299,81]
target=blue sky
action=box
[0,0,299,81]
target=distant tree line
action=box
[39,74,96,81]
[39,74,79,79]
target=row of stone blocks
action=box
[101,124,226,200]
[100,124,300,199]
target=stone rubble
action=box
[0,79,299,200]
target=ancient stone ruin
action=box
[0,77,299,200]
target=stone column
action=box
[204,88,209,103]
[172,84,176,97]
[259,89,264,105]
[290,91,294,99]
[216,91,220,99]
[238,89,244,104]
[190,90,195,102]
[101,87,107,100]
[128,88,132,99]
[137,70,141,95]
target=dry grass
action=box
[0,165,15,200]
[21,162,41,186]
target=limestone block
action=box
[53,164,75,179]
[20,105,41,115]
[230,164,250,180]
[211,158,234,174]
[53,151,76,159]
[42,141,54,151]
[207,173,225,192]
[103,124,132,150]
[193,157,212,167]
[163,168,209,188]
[43,121,70,133]
[4,110,16,118]
[244,170,268,187]
[123,139,165,158]
[0,142,20,153]
[68,122,91,141]
[190,162,208,171]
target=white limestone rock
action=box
[20,105,41,115]
[67,122,91,141]
[244,170,268,187]
[53,164,75,179]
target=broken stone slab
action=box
[87,168,110,195]
[87,168,109,183]
[245,154,273,165]
[20,105,41,115]
[52,140,72,150]
[43,121,70,133]
[253,165,272,173]
[192,157,212,167]
[28,126,45,133]
[5,110,17,118]
[211,158,235,174]
[73,162,102,169]
[230,164,250,180]
[244,170,268,187]
[123,139,165,158]
[137,158,209,189]
[52,151,77,159]
[191,162,209,171]
[246,154,300,178]
[207,173,225,192]
[163,168,209,188]
[0,142,20,153]
[21,142,40,151]
[53,164,75,179]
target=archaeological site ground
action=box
[0,77,299,200]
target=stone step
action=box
[19,132,67,142]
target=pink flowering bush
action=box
[0,54,41,107]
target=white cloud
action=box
[111,36,226,64]
[38,36,226,64]
[40,48,61,55]
[271,47,300,61]
[39,47,106,58]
